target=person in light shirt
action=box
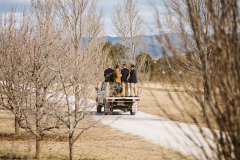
[114,65,122,97]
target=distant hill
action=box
[105,32,240,58]
[104,35,162,58]
[104,34,187,58]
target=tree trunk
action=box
[35,83,42,159]
[14,116,19,136]
[36,137,42,159]
[203,80,209,123]
[69,137,73,160]
[203,47,209,123]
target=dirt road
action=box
[93,110,216,160]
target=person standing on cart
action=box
[121,64,129,97]
[114,65,122,97]
[128,64,137,97]
[104,65,114,96]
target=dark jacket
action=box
[121,68,129,82]
[128,69,137,83]
[104,68,114,82]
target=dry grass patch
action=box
[139,83,217,128]
[0,109,196,160]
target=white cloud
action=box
[1,0,29,2]
[98,0,166,36]
[0,0,167,36]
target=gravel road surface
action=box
[93,110,217,160]
[48,93,217,159]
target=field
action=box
[0,83,203,160]
[139,83,216,128]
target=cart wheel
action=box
[104,107,113,115]
[97,105,102,113]
[130,110,136,115]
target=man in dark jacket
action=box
[121,64,129,97]
[104,65,114,96]
[128,64,137,96]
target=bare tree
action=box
[0,0,107,159]
[0,8,24,136]
[36,0,106,159]
[162,0,223,122]
[0,3,61,159]
[154,0,240,159]
[111,0,145,64]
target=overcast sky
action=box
[0,0,166,36]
